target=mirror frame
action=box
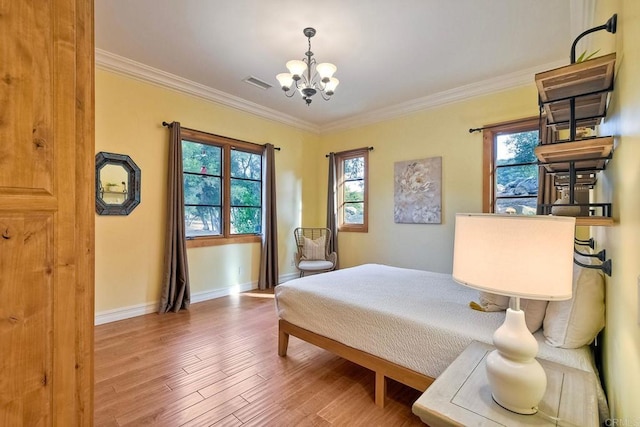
[95,152,141,215]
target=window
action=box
[482,118,539,214]
[336,148,369,232]
[181,128,263,247]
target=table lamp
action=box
[452,213,575,414]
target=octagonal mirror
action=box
[96,152,141,215]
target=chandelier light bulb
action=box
[324,77,339,96]
[286,60,307,80]
[316,62,337,83]
[276,73,294,91]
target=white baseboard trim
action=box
[278,272,299,283]
[95,281,257,325]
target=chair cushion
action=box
[298,260,334,271]
[302,235,326,260]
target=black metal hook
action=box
[574,257,612,277]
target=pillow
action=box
[543,262,605,348]
[471,291,510,312]
[514,298,548,333]
[302,235,326,260]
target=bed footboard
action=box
[277,319,434,407]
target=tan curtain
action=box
[259,143,279,289]
[326,153,339,269]
[159,122,190,313]
[537,122,558,213]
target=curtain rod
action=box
[162,121,280,150]
[325,146,374,157]
[468,123,509,133]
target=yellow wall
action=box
[591,0,640,421]
[95,69,319,313]
[320,85,539,272]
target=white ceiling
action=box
[95,1,592,132]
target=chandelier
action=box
[276,27,339,106]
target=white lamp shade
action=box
[323,77,339,94]
[276,73,294,89]
[286,60,307,78]
[316,62,337,80]
[452,214,575,301]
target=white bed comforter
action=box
[275,263,607,418]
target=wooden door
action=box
[0,0,94,425]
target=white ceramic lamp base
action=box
[486,307,547,415]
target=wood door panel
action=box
[0,214,53,426]
[0,0,94,424]
[0,1,54,196]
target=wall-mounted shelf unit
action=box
[535,53,616,226]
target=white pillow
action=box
[476,292,510,312]
[543,263,605,348]
[514,298,548,333]
[302,235,326,260]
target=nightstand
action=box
[412,341,598,426]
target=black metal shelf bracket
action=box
[574,238,612,276]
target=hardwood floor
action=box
[94,291,425,426]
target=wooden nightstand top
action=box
[412,341,598,426]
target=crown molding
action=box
[322,59,567,134]
[95,49,320,134]
[97,49,569,135]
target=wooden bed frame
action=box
[278,319,434,408]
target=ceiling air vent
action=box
[243,76,272,90]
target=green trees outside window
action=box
[230,150,262,234]
[343,156,365,224]
[181,130,263,241]
[336,148,369,232]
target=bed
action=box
[274,263,608,419]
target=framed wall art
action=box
[394,156,442,224]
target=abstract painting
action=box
[394,156,442,224]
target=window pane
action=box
[495,198,537,215]
[184,175,221,206]
[344,157,364,180]
[231,178,260,207]
[185,206,222,236]
[344,180,364,203]
[496,131,538,166]
[344,202,364,224]
[496,165,538,197]
[231,150,262,180]
[182,140,221,175]
[231,207,261,234]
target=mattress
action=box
[275,263,608,418]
